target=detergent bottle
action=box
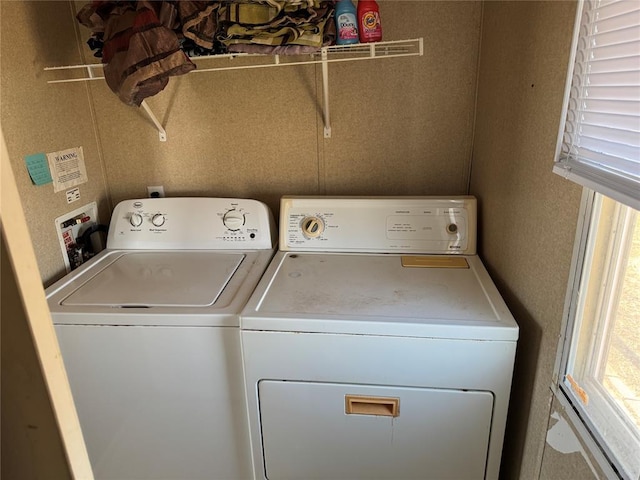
[357,0,382,43]
[335,0,359,45]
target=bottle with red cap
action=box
[357,0,382,43]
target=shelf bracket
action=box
[140,100,167,142]
[321,48,331,138]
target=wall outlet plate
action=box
[54,201,99,273]
[147,186,165,198]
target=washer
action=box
[46,197,275,480]
[241,196,519,480]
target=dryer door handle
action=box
[345,395,400,417]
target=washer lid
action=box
[61,252,244,307]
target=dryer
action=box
[46,197,275,480]
[240,196,519,480]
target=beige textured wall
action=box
[0,1,110,286]
[470,1,589,478]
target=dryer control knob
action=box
[446,223,458,234]
[130,213,143,227]
[152,214,166,227]
[223,210,245,231]
[301,216,324,238]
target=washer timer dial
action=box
[301,216,325,238]
[223,209,245,231]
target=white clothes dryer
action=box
[46,197,275,480]
[240,196,519,480]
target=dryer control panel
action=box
[280,196,476,254]
[107,197,276,250]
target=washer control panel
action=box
[107,197,275,250]
[280,196,477,254]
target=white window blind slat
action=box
[583,70,640,86]
[572,85,639,101]
[586,40,640,60]
[588,9,639,32]
[577,111,640,131]
[586,56,640,74]
[566,135,640,161]
[579,123,639,144]
[591,0,639,19]
[577,98,640,115]
[555,0,640,211]
[588,25,640,46]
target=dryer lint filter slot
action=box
[401,256,469,268]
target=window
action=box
[560,192,639,478]
[555,1,640,478]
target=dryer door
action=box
[259,380,493,480]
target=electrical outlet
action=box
[147,186,165,198]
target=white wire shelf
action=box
[44,38,423,140]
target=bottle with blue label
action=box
[335,0,359,45]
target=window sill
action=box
[550,384,624,479]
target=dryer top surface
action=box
[242,252,519,341]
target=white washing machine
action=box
[46,197,275,480]
[240,196,519,480]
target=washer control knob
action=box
[301,216,324,238]
[223,210,245,231]
[446,223,458,234]
[152,214,166,227]
[130,212,143,227]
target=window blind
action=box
[554,0,640,211]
